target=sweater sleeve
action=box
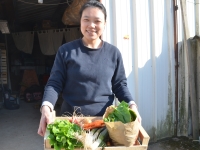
[42,47,67,106]
[111,51,134,103]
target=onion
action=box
[82,118,92,124]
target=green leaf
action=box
[54,142,62,150]
[52,126,60,134]
[56,135,62,142]
[104,101,137,123]
[47,119,83,150]
[61,136,67,145]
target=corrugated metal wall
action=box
[101,0,181,142]
[177,0,197,137]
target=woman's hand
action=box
[37,106,54,137]
[129,104,142,124]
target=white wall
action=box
[102,0,175,141]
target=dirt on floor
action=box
[148,136,200,150]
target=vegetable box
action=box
[44,116,150,150]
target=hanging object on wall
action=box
[0,20,10,34]
[62,0,88,25]
[64,27,82,43]
[38,0,43,4]
[12,32,34,54]
[37,29,63,55]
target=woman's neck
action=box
[82,38,102,49]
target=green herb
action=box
[104,101,137,123]
[47,119,83,150]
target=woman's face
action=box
[80,7,106,41]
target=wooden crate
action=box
[44,116,150,150]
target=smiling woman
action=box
[38,0,141,137]
[80,5,106,48]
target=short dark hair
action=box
[79,0,107,21]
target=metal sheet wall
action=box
[177,0,197,137]
[101,0,175,141]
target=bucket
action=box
[2,86,20,110]
[4,96,20,110]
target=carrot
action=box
[83,120,105,130]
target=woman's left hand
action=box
[129,104,142,124]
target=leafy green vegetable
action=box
[47,119,83,150]
[104,101,137,123]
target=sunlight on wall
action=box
[136,0,151,68]
[153,0,165,58]
[102,0,176,141]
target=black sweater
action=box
[43,39,133,116]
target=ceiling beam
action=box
[0,0,15,22]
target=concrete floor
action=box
[1,98,199,150]
[0,99,44,150]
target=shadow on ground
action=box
[148,136,200,150]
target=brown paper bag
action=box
[103,106,139,146]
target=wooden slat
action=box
[0,78,7,84]
[44,145,148,150]
[0,43,5,49]
[1,57,6,63]
[1,70,7,73]
[1,62,7,66]
[138,126,150,146]
[1,72,7,75]
[1,49,6,54]
[0,48,7,85]
[1,66,7,72]
[1,74,7,78]
[1,50,6,55]
[1,55,6,59]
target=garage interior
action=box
[0,0,86,100]
[0,0,89,149]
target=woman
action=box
[38,0,141,137]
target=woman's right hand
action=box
[37,105,54,137]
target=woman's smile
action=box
[86,29,97,35]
